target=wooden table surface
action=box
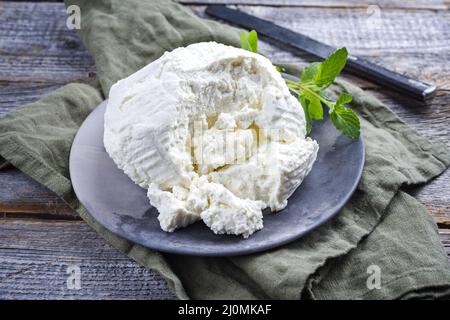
[0,0,449,299]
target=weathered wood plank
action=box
[233,5,450,53]
[178,0,449,10]
[441,228,450,245]
[440,229,450,263]
[0,82,63,117]
[0,168,77,219]
[366,90,450,146]
[0,219,447,299]
[0,1,95,83]
[0,220,176,299]
[407,169,450,225]
[1,2,449,88]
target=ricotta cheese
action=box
[104,42,319,238]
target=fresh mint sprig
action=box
[240,30,360,139]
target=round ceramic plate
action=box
[70,89,364,257]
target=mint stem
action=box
[285,79,334,108]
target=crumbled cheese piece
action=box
[193,128,254,174]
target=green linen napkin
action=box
[0,0,449,299]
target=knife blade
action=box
[205,5,436,102]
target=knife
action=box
[205,5,436,102]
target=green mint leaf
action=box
[275,65,285,72]
[240,30,258,53]
[313,48,348,87]
[330,105,360,139]
[302,91,323,120]
[298,96,312,135]
[335,92,352,108]
[240,31,250,51]
[300,62,320,83]
[247,30,258,53]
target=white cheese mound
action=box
[104,42,319,238]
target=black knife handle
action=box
[346,55,436,101]
[206,5,436,102]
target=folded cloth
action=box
[0,0,449,299]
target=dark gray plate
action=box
[70,95,364,256]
